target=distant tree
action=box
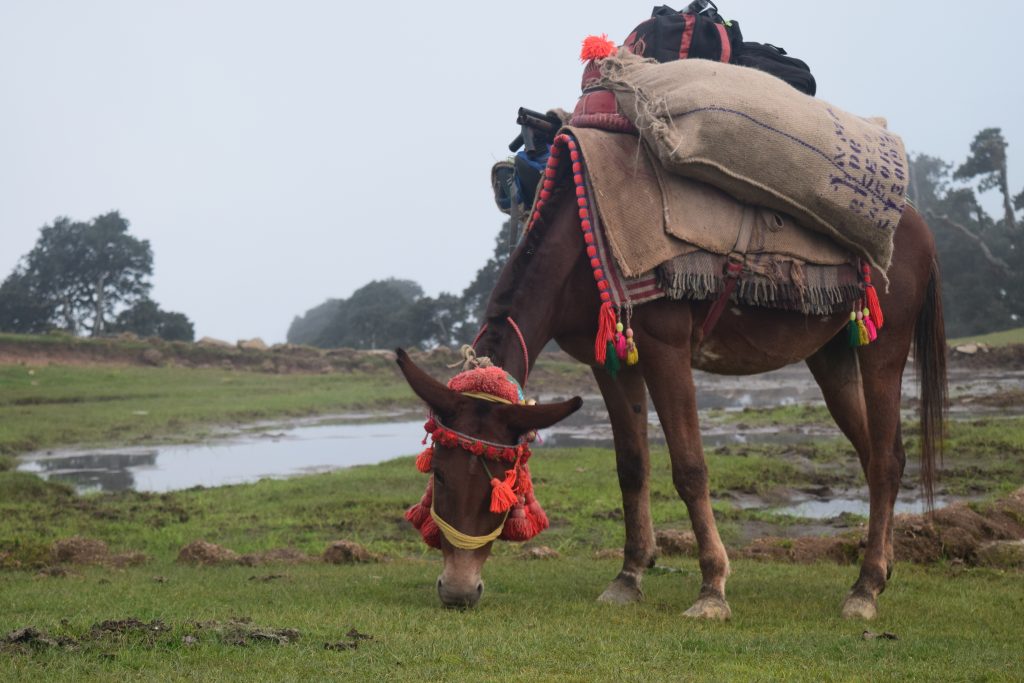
[12,212,153,335]
[286,298,343,346]
[954,128,1017,229]
[112,298,195,341]
[0,270,55,333]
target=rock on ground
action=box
[656,529,698,556]
[521,546,560,560]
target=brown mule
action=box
[397,192,946,618]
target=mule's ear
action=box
[498,396,583,434]
[395,348,460,416]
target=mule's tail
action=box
[914,258,948,512]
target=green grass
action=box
[3,560,1022,681]
[0,364,414,456]
[948,325,1024,347]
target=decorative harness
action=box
[405,320,549,550]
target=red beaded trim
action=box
[527,132,612,304]
[424,417,531,464]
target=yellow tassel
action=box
[856,311,869,346]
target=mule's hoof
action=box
[597,579,643,605]
[841,594,878,620]
[683,596,731,621]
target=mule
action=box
[396,189,946,619]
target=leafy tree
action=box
[286,299,343,346]
[10,212,153,335]
[0,270,55,333]
[112,298,195,341]
[953,128,1017,229]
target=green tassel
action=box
[604,341,620,377]
[847,312,860,347]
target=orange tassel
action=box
[415,446,433,473]
[594,301,617,364]
[865,284,884,329]
[580,34,617,62]
[489,467,518,514]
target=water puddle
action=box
[15,362,1023,496]
[766,494,967,519]
[19,419,427,494]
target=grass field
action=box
[948,325,1024,347]
[0,363,414,457]
[2,338,1023,680]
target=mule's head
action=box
[396,349,581,607]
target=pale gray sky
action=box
[2,1,1020,343]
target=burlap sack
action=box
[598,50,906,276]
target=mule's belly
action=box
[691,305,848,375]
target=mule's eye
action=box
[432,469,445,485]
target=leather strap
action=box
[701,206,755,338]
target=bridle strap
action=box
[430,500,507,550]
[471,316,530,386]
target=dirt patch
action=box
[949,344,1024,370]
[593,548,624,560]
[176,540,241,566]
[46,536,149,568]
[521,546,560,560]
[322,540,379,564]
[740,535,861,565]
[736,487,1024,565]
[656,529,697,557]
[242,547,312,565]
[892,488,1024,564]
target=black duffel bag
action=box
[624,2,817,96]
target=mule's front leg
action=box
[640,315,731,620]
[592,367,656,605]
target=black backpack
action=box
[624,2,817,96]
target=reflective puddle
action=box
[18,419,427,494]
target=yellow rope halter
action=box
[430,500,508,550]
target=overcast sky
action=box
[2,1,1021,343]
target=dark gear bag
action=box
[624,2,817,96]
[732,41,816,96]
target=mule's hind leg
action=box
[592,367,657,604]
[638,309,731,620]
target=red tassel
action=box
[594,301,617,364]
[580,34,617,63]
[515,464,534,495]
[405,502,429,529]
[415,446,433,473]
[525,491,549,533]
[865,284,884,330]
[420,516,441,548]
[862,263,884,329]
[500,500,534,541]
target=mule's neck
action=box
[473,199,588,388]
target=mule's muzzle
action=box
[437,576,484,608]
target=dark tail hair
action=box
[914,258,947,512]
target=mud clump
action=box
[322,540,378,564]
[656,529,698,557]
[974,540,1024,568]
[893,488,1024,565]
[594,548,624,560]
[176,540,241,566]
[740,535,861,565]
[521,546,560,560]
[48,536,147,569]
[177,541,315,566]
